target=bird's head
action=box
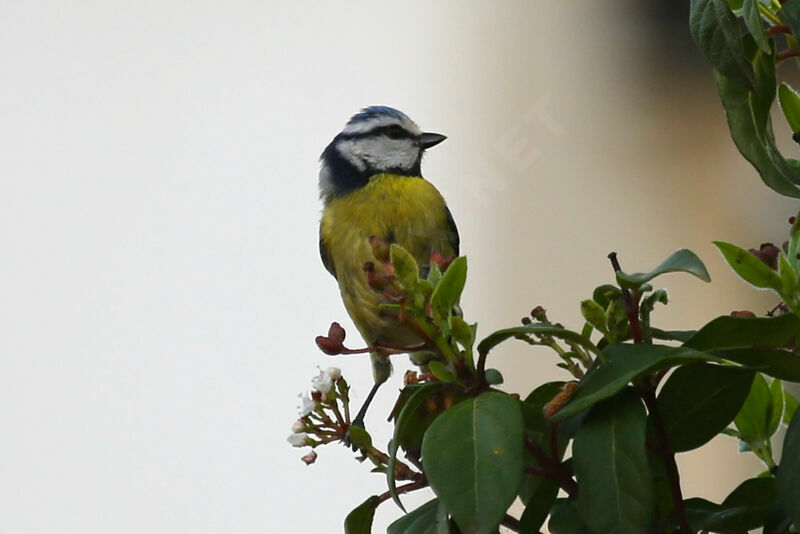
[319,106,446,199]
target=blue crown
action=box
[346,106,408,126]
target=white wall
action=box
[1,2,794,532]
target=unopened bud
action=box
[749,243,780,270]
[291,419,306,433]
[365,262,391,291]
[328,322,346,344]
[300,450,318,465]
[325,367,341,380]
[369,235,391,263]
[530,306,547,322]
[429,251,455,272]
[287,432,309,447]
[315,335,342,355]
[731,310,757,318]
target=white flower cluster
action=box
[287,367,342,451]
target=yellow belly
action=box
[320,173,457,345]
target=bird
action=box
[318,106,459,430]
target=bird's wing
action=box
[445,205,460,256]
[319,228,336,279]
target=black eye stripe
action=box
[338,125,417,141]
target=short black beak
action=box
[420,132,447,150]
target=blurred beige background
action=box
[1,1,797,532]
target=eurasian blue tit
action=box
[318,106,459,427]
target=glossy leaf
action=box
[713,53,800,197]
[778,251,798,296]
[777,410,800,526]
[550,344,714,421]
[742,0,770,54]
[615,248,711,288]
[686,313,800,349]
[344,495,381,534]
[573,389,653,533]
[683,477,777,532]
[518,478,558,534]
[422,392,524,534]
[779,83,800,133]
[768,378,785,437]
[387,499,441,534]
[657,363,754,452]
[393,383,467,457]
[685,312,800,380]
[735,373,773,445]
[785,390,798,425]
[548,499,591,534]
[690,0,754,88]
[430,256,466,321]
[779,1,800,42]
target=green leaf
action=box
[683,477,777,533]
[777,410,800,526]
[391,244,420,289]
[393,383,467,457]
[779,1,800,42]
[422,392,524,534]
[615,249,711,288]
[427,361,458,383]
[580,299,607,332]
[779,83,800,133]
[387,499,442,534]
[742,0,770,54]
[550,344,714,421]
[714,241,783,291]
[768,378,785,437]
[573,388,653,534]
[548,499,591,534]
[518,478,559,534]
[778,251,799,297]
[430,256,466,321]
[657,363,755,452]
[690,0,754,88]
[344,495,381,534]
[713,51,800,197]
[684,313,800,380]
[784,390,798,425]
[735,373,774,447]
[687,310,800,349]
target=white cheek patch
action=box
[318,162,336,200]
[338,137,419,172]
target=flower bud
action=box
[300,450,318,465]
[315,335,342,355]
[749,243,780,270]
[291,419,306,433]
[731,310,756,318]
[325,367,341,380]
[287,432,309,447]
[327,322,346,344]
[364,261,390,291]
[429,251,455,272]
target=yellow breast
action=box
[320,173,456,344]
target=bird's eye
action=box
[385,126,406,140]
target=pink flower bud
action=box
[300,451,318,465]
